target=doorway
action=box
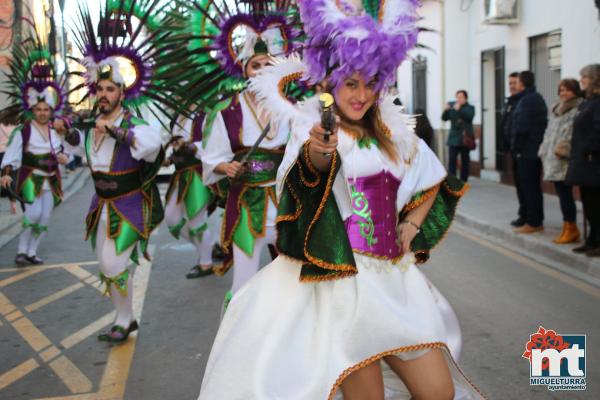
[481,47,506,179]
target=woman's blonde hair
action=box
[338,104,399,163]
[580,64,600,99]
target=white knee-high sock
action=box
[164,190,184,229]
[187,208,212,266]
[26,190,54,256]
[109,269,135,328]
[96,208,136,327]
[18,195,43,254]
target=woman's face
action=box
[245,54,271,79]
[334,73,377,122]
[580,75,590,91]
[455,92,467,105]
[558,85,576,102]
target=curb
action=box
[455,212,600,287]
[0,168,90,249]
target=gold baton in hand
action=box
[319,93,335,156]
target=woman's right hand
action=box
[309,122,339,153]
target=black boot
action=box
[573,242,598,253]
[26,255,44,265]
[15,253,28,265]
[212,244,225,261]
[186,265,214,279]
[510,217,526,227]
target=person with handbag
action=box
[538,79,583,244]
[566,64,600,257]
[442,90,475,182]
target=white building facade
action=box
[398,0,600,183]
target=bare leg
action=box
[340,361,385,400]
[384,349,454,400]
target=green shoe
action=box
[186,265,214,279]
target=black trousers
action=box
[512,155,527,220]
[516,158,544,227]
[553,181,576,223]
[448,146,470,182]
[580,186,600,246]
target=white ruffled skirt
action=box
[198,254,485,399]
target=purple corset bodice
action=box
[345,170,402,260]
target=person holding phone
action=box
[442,90,475,182]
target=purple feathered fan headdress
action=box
[299,0,420,92]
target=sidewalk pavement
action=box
[0,167,90,249]
[455,177,600,286]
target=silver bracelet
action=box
[400,220,421,233]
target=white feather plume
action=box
[26,86,57,109]
[249,55,307,127]
[83,56,125,86]
[381,0,420,36]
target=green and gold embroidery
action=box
[350,185,378,247]
[99,269,130,297]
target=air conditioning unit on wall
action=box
[484,0,519,25]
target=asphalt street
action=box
[0,180,598,400]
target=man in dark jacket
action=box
[502,72,527,227]
[511,71,548,233]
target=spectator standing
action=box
[502,72,528,227]
[442,90,475,182]
[511,71,548,234]
[566,64,600,257]
[538,79,583,244]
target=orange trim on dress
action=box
[328,342,487,400]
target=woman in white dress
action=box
[198,1,485,398]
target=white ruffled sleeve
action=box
[130,124,162,162]
[1,128,23,170]
[200,112,234,185]
[396,139,447,211]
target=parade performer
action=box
[198,1,485,398]
[164,112,216,279]
[181,0,302,306]
[0,40,70,265]
[61,0,192,342]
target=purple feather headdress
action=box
[299,0,420,92]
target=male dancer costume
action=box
[0,39,69,265]
[164,113,217,279]
[63,0,196,342]
[179,0,302,309]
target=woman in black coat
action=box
[566,64,600,256]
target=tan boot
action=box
[555,222,580,244]
[553,223,568,243]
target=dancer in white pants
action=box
[0,37,70,265]
[1,105,69,265]
[164,113,217,279]
[61,0,202,342]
